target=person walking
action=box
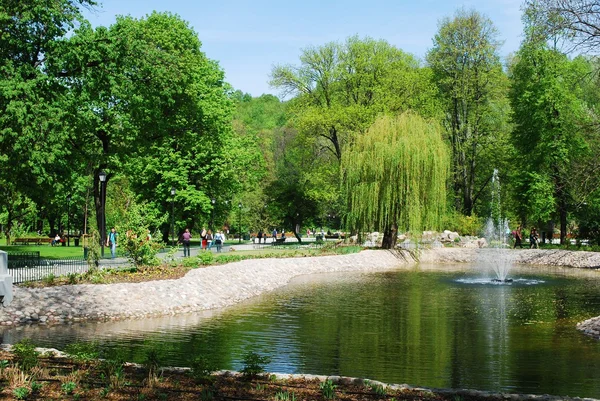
[513,225,523,249]
[257,229,263,244]
[206,229,213,250]
[107,227,118,258]
[201,227,207,249]
[182,228,192,257]
[271,228,277,243]
[214,230,224,252]
[529,227,539,249]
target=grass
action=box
[0,243,87,259]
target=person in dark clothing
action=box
[182,228,192,257]
[529,227,539,249]
[513,225,523,249]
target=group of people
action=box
[180,228,225,256]
[255,228,288,243]
[512,225,539,249]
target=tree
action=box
[271,36,440,163]
[0,0,96,243]
[427,9,511,216]
[341,113,449,249]
[52,12,248,242]
[524,0,600,52]
[509,41,591,244]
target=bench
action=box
[12,237,52,245]
[272,238,287,246]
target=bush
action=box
[240,351,271,378]
[189,354,218,383]
[197,251,214,266]
[444,212,483,236]
[12,339,39,372]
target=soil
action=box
[0,350,456,401]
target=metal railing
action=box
[7,253,89,284]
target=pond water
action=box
[3,264,600,398]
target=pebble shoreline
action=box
[0,250,416,326]
[2,248,600,340]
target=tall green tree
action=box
[427,9,511,216]
[509,42,591,244]
[52,12,249,242]
[0,0,96,242]
[342,113,449,249]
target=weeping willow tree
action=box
[342,112,449,248]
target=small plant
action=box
[61,380,77,395]
[30,380,43,394]
[190,355,218,383]
[100,386,111,398]
[370,383,387,397]
[13,386,30,400]
[275,389,296,401]
[67,272,79,284]
[12,339,39,372]
[255,382,265,391]
[240,351,271,378]
[143,347,163,387]
[200,387,214,401]
[320,379,336,399]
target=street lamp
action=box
[171,187,176,246]
[211,198,216,231]
[238,202,242,244]
[99,171,107,258]
[67,195,71,247]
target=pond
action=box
[3,263,600,398]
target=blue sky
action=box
[83,0,525,96]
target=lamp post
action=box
[211,198,216,231]
[171,187,176,246]
[99,171,107,258]
[238,202,242,244]
[67,195,71,247]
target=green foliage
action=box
[319,379,337,399]
[189,355,218,383]
[86,229,101,270]
[240,351,271,378]
[12,387,30,400]
[197,251,214,266]
[509,39,592,240]
[143,347,163,380]
[30,381,43,394]
[443,213,483,236]
[64,341,100,362]
[200,388,214,401]
[427,9,511,215]
[275,389,296,401]
[120,202,164,267]
[342,113,449,241]
[43,273,56,285]
[61,381,77,395]
[12,339,39,372]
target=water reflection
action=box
[3,265,600,398]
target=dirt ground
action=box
[0,350,460,401]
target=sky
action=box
[82,0,525,97]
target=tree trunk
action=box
[381,223,398,249]
[559,200,568,245]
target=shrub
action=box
[61,381,77,395]
[444,212,483,236]
[12,339,39,372]
[13,386,29,400]
[190,355,218,383]
[197,251,214,266]
[240,351,271,378]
